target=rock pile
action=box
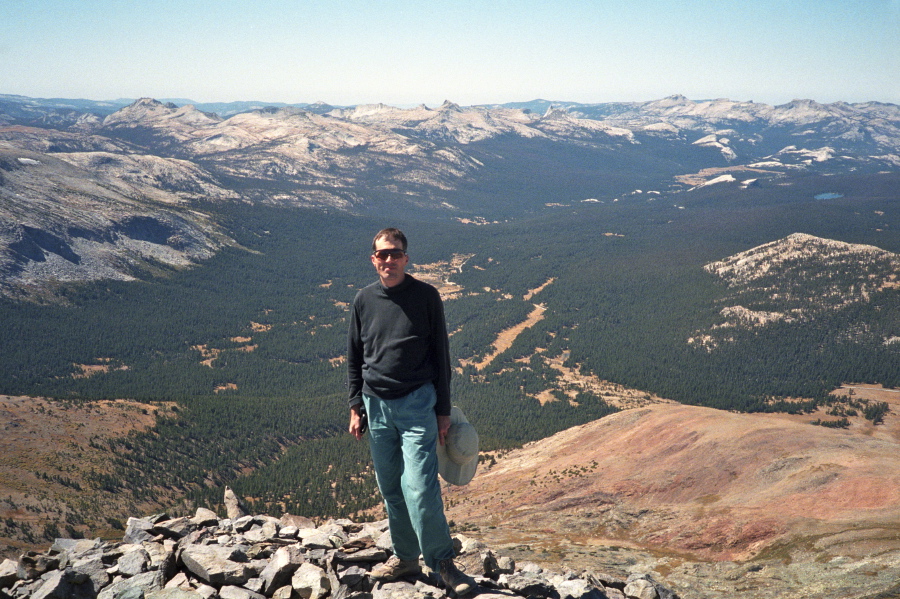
[0,492,678,599]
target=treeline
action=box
[0,186,898,528]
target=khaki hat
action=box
[437,406,479,486]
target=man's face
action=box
[371,236,409,287]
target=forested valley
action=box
[1,167,898,549]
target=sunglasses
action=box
[372,249,407,261]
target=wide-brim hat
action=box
[437,406,479,486]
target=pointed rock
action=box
[482,551,501,579]
[224,487,249,520]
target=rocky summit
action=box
[0,489,678,599]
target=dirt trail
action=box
[464,303,548,371]
[457,278,556,371]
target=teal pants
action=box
[363,383,454,571]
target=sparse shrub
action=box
[864,402,889,425]
[811,418,850,429]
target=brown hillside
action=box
[0,396,178,557]
[445,403,900,563]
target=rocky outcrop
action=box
[0,146,233,300]
[0,496,680,599]
[692,233,900,348]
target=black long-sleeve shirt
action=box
[347,275,452,416]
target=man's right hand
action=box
[349,406,364,441]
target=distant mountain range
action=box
[1,93,898,297]
[0,94,341,120]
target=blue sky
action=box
[2,0,897,106]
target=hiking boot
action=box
[439,558,476,596]
[370,555,422,581]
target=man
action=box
[347,228,475,595]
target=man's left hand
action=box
[437,414,451,446]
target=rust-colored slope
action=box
[445,404,900,561]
